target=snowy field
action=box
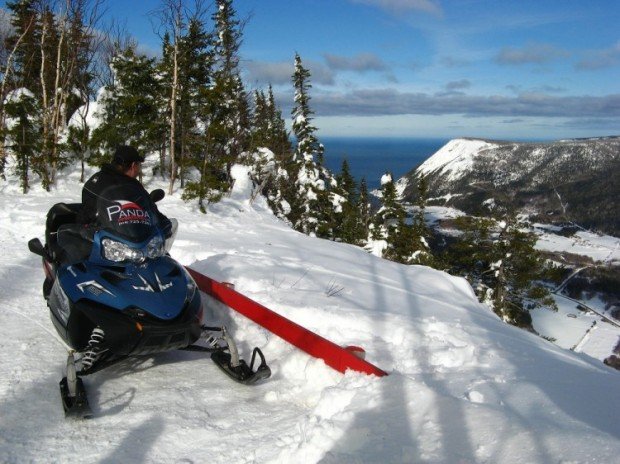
[533,224,620,264]
[1,164,620,463]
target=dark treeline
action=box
[0,0,559,329]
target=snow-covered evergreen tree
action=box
[358,177,372,241]
[373,172,404,238]
[211,0,250,186]
[445,213,557,328]
[250,85,290,161]
[290,53,335,237]
[265,85,291,161]
[90,45,162,164]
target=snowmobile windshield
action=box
[96,183,158,243]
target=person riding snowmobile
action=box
[78,145,171,230]
[27,144,270,418]
[57,146,172,265]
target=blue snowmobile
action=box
[28,184,270,418]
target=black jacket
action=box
[77,164,171,235]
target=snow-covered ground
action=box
[531,293,619,355]
[1,164,620,463]
[533,223,620,264]
[423,206,620,362]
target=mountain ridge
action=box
[399,136,620,235]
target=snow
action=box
[417,138,498,182]
[380,172,392,185]
[68,100,104,132]
[533,225,620,264]
[531,293,620,361]
[1,162,620,463]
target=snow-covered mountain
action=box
[1,160,619,463]
[399,136,620,236]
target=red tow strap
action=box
[186,267,387,377]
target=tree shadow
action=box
[317,254,479,463]
[99,416,165,463]
[184,233,620,463]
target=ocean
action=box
[321,137,448,190]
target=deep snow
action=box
[1,162,619,463]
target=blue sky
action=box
[5,0,619,140]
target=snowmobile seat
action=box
[46,203,82,262]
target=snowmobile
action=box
[28,184,270,419]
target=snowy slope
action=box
[1,164,620,463]
[416,138,499,181]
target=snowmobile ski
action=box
[197,325,271,385]
[59,376,92,419]
[59,352,93,419]
[211,347,271,385]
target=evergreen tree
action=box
[250,89,269,150]
[211,0,249,186]
[336,158,356,200]
[291,53,318,161]
[244,86,293,216]
[373,172,419,263]
[265,85,291,161]
[410,174,434,265]
[444,213,557,328]
[490,215,557,326]
[290,53,334,237]
[2,1,43,186]
[181,0,249,212]
[333,159,365,244]
[384,216,417,264]
[90,45,161,164]
[249,85,290,159]
[358,177,372,241]
[2,0,98,187]
[4,89,40,193]
[373,172,405,238]
[246,85,293,223]
[4,0,40,93]
[444,215,496,289]
[170,16,214,187]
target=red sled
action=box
[186,268,388,377]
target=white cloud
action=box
[446,79,471,90]
[324,53,388,72]
[576,41,620,70]
[496,42,570,65]
[349,0,443,17]
[309,88,620,119]
[245,60,335,86]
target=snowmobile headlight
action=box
[101,238,145,263]
[146,235,165,259]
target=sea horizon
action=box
[321,136,449,190]
[319,135,577,190]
